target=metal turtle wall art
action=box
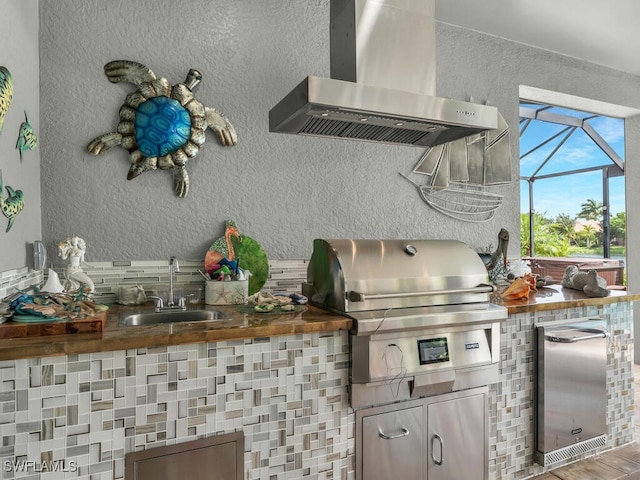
[87,60,238,198]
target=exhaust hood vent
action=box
[269,0,498,147]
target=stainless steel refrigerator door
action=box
[537,322,608,453]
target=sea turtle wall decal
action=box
[16,111,37,161]
[0,169,25,233]
[87,60,238,198]
[0,66,13,135]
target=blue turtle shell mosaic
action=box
[134,96,192,158]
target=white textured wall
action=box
[625,115,640,361]
[0,0,40,271]
[38,0,640,266]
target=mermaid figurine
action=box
[58,236,95,293]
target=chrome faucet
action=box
[156,256,186,312]
[168,256,178,305]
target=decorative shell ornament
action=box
[87,60,238,198]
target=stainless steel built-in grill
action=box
[303,238,507,407]
[303,239,508,480]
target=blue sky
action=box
[519,107,625,219]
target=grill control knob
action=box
[404,244,418,256]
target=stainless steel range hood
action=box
[269,0,498,147]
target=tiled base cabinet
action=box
[0,301,633,479]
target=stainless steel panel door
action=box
[362,405,424,480]
[537,324,607,452]
[427,393,486,480]
[125,432,243,480]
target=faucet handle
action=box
[147,295,164,310]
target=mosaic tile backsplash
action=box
[52,258,309,305]
[1,259,308,306]
[0,268,42,304]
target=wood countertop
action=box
[0,304,352,361]
[0,286,637,361]
[497,284,640,314]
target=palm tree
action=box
[578,224,598,248]
[577,199,603,222]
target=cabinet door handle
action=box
[378,426,409,440]
[431,433,444,465]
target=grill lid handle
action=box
[347,284,495,303]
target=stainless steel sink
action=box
[120,309,226,326]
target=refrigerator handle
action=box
[546,329,609,343]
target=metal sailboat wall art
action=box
[401,109,511,222]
